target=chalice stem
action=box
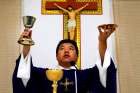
[52,81,58,93]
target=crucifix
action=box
[60,78,74,92]
[41,0,102,68]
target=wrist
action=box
[23,46,30,58]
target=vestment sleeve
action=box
[95,49,115,87]
[16,52,31,86]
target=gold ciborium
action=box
[46,69,63,93]
[98,24,118,32]
[18,16,36,45]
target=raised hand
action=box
[18,27,34,46]
[20,28,32,39]
[98,24,117,42]
[98,24,117,64]
[19,29,32,58]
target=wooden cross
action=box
[60,78,74,92]
[41,0,102,68]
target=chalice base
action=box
[18,38,35,45]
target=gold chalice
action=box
[18,16,36,45]
[46,69,63,93]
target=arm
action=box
[95,24,117,88]
[98,24,117,65]
[20,28,31,58]
[15,29,32,86]
[75,3,89,13]
[23,46,30,58]
[54,3,69,13]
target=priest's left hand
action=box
[98,24,117,42]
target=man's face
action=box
[56,43,78,67]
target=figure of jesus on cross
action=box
[54,3,89,40]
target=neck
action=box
[59,62,72,68]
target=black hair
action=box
[56,39,79,56]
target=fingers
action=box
[98,24,114,38]
[105,29,112,36]
[98,24,117,34]
[98,24,117,41]
[98,24,117,31]
[21,29,32,38]
[98,26,102,34]
[29,30,32,37]
[98,24,106,31]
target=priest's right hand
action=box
[20,28,32,39]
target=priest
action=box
[12,24,117,93]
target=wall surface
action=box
[114,0,140,93]
[0,0,21,93]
